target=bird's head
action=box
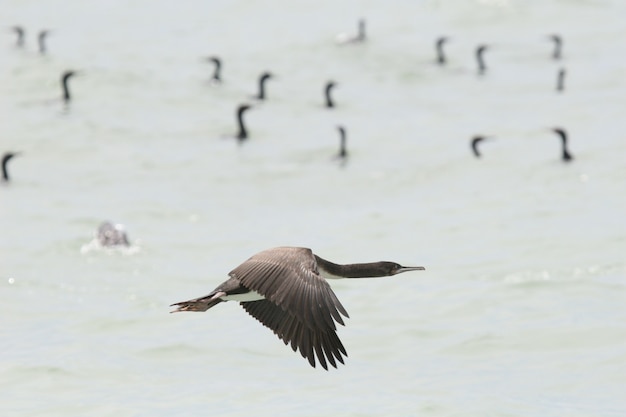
[382,262,426,276]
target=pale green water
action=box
[2,0,625,416]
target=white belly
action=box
[221,290,265,302]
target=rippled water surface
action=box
[2,0,625,416]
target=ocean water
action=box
[2,0,625,416]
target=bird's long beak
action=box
[395,266,426,274]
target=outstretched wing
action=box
[240,299,347,369]
[230,247,350,368]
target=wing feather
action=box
[229,247,349,334]
[240,299,348,369]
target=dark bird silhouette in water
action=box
[2,152,21,182]
[171,246,425,369]
[255,72,273,100]
[435,36,449,65]
[61,70,78,103]
[38,30,50,54]
[476,44,488,75]
[336,19,366,44]
[97,221,130,247]
[470,136,492,158]
[549,34,563,60]
[336,126,348,160]
[551,128,574,162]
[235,104,252,141]
[207,56,221,82]
[556,68,566,92]
[11,26,25,48]
[324,81,337,108]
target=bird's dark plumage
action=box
[255,72,273,100]
[470,136,491,158]
[2,152,21,182]
[337,126,347,159]
[38,30,50,54]
[549,34,563,60]
[325,81,336,108]
[12,26,25,48]
[436,36,448,65]
[476,44,488,75]
[552,128,574,162]
[171,246,425,369]
[556,68,566,92]
[235,104,251,141]
[207,56,221,82]
[61,70,77,103]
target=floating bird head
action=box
[97,221,130,247]
[436,36,448,47]
[259,72,273,84]
[238,104,251,115]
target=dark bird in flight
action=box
[171,246,425,369]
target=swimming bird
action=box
[171,246,425,369]
[11,26,25,48]
[556,68,566,92]
[336,125,347,159]
[255,72,273,100]
[97,221,130,247]
[435,36,448,65]
[551,128,573,162]
[235,104,252,141]
[207,56,221,82]
[470,136,492,158]
[475,44,488,75]
[336,19,366,44]
[324,81,337,108]
[38,30,50,54]
[549,34,563,60]
[61,70,78,103]
[2,152,21,182]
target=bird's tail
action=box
[170,291,225,313]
